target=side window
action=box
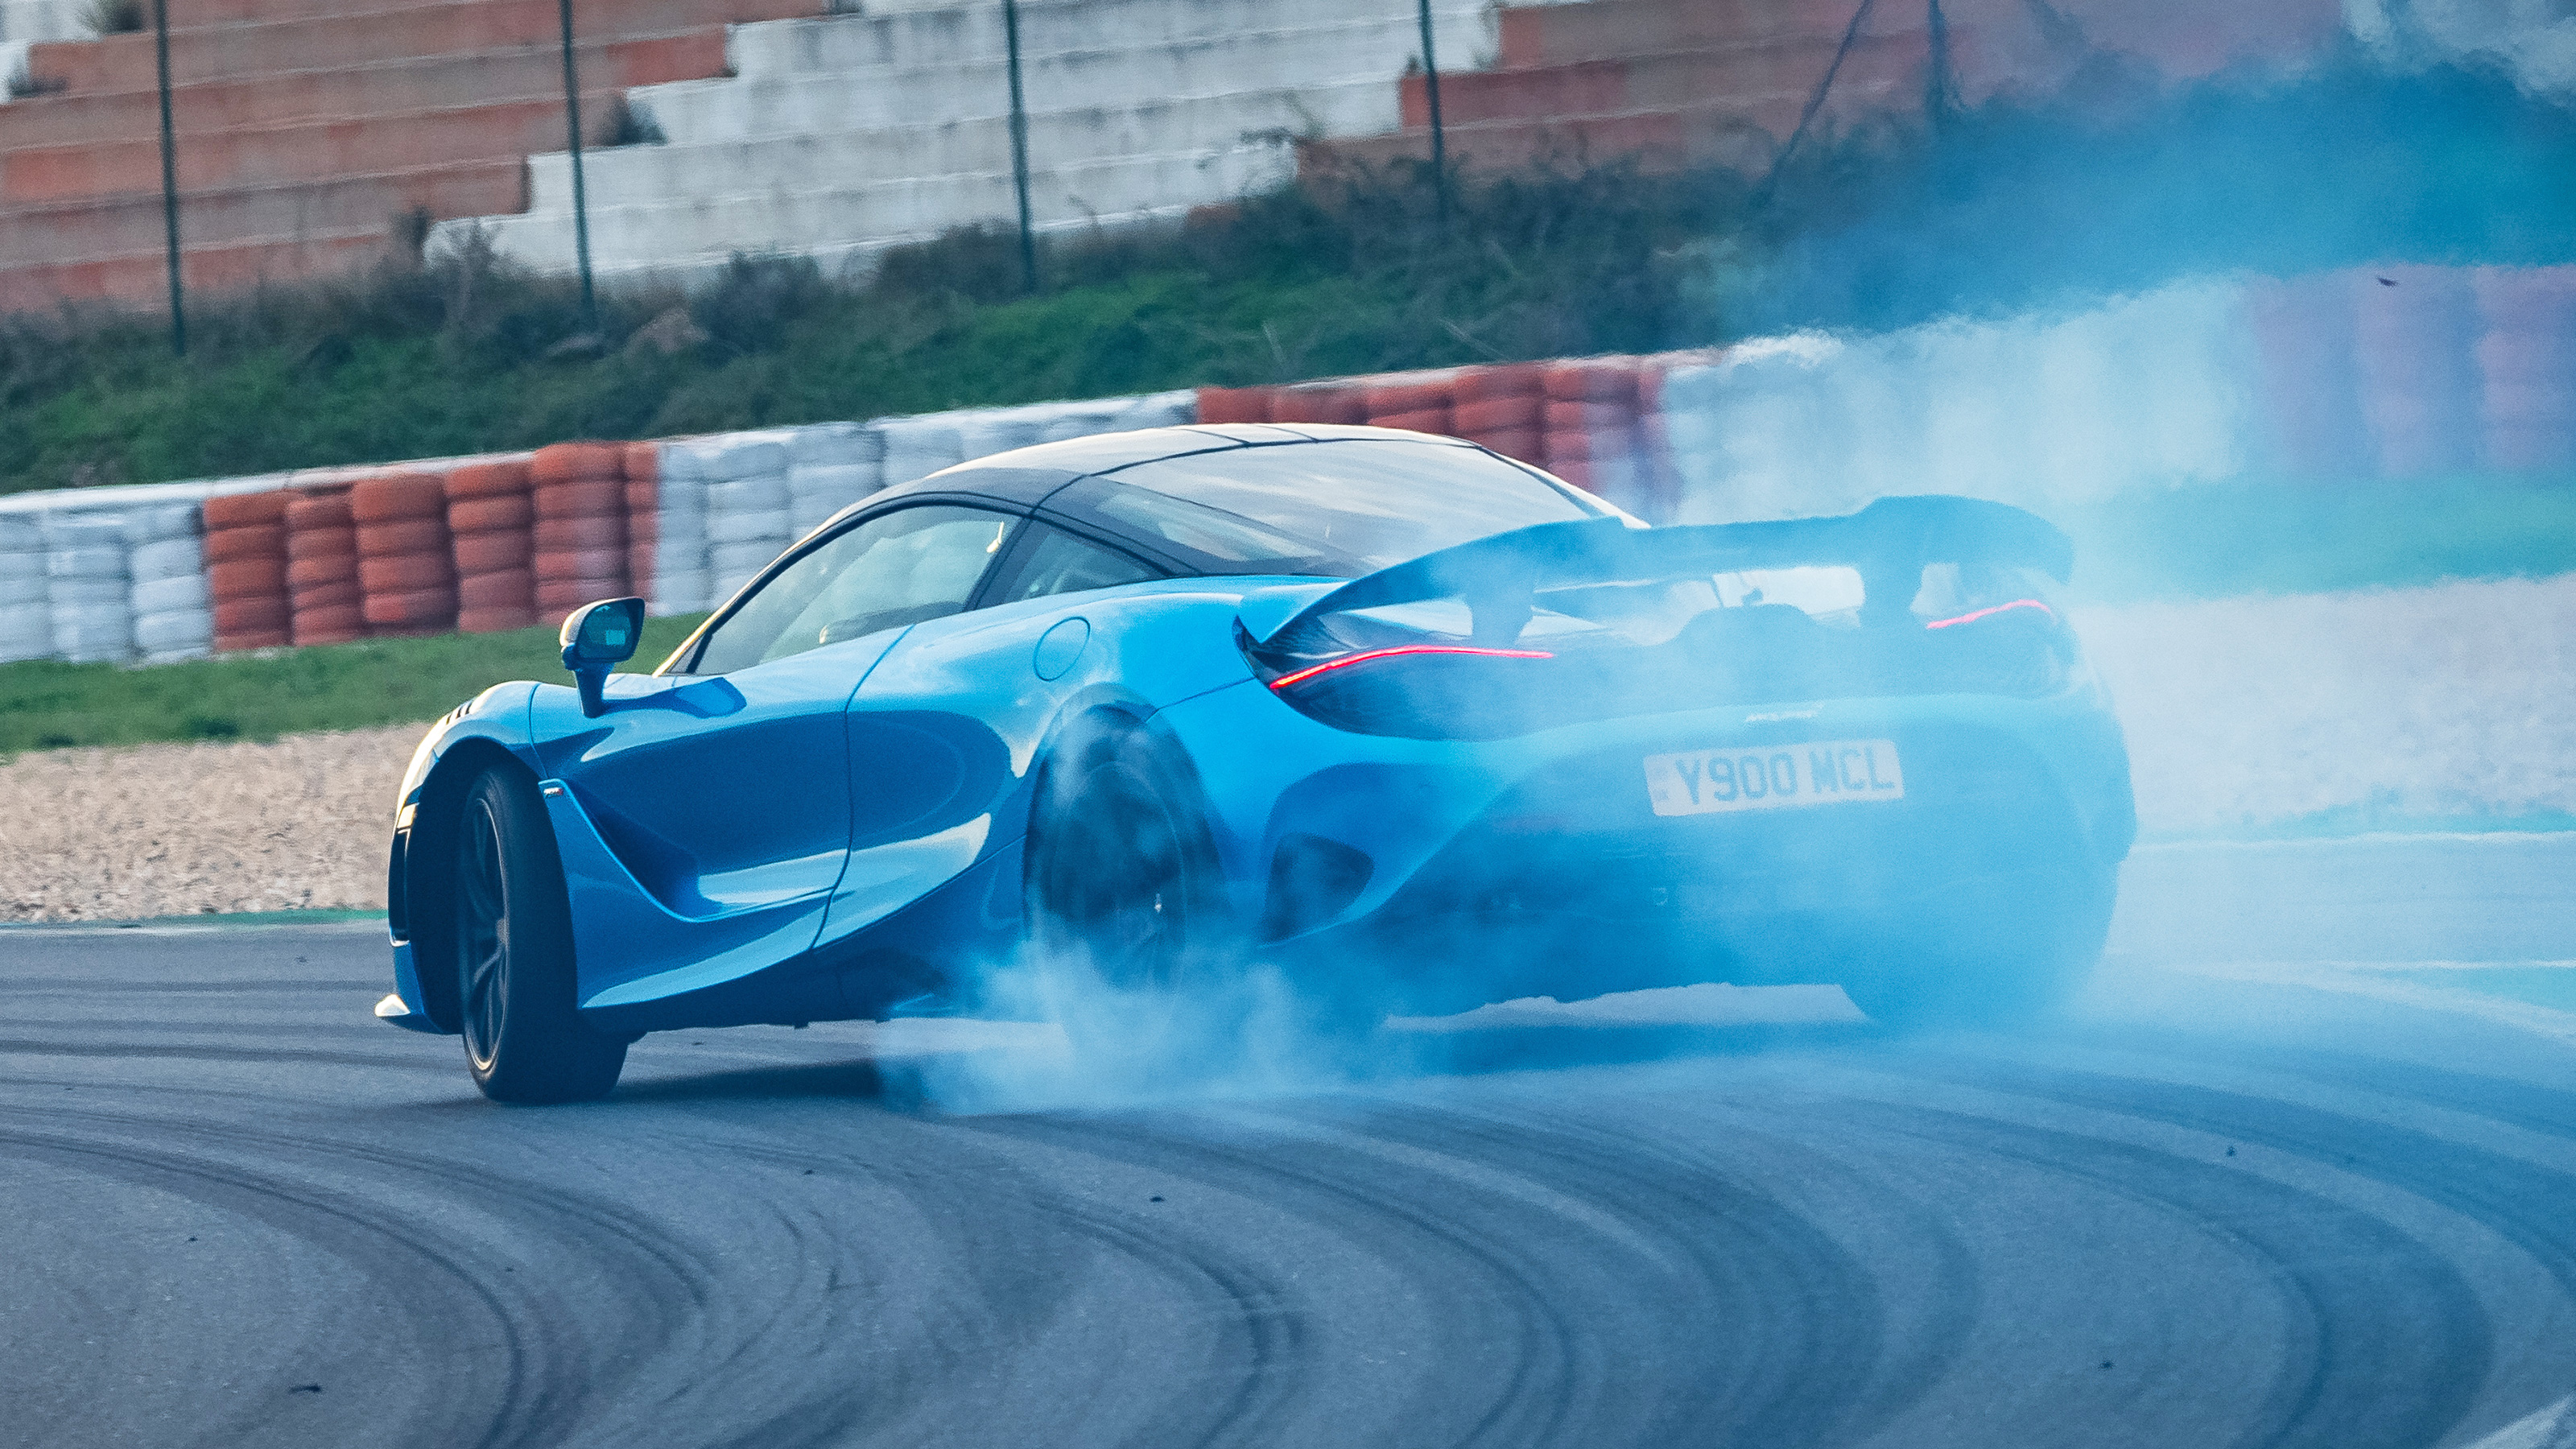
[688,506,1016,674]
[987,522,1159,605]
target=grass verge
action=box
[0,613,706,756]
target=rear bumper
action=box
[1163,680,2132,1014]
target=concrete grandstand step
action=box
[1312,78,1918,177]
[0,233,385,314]
[4,92,647,204]
[634,11,1483,144]
[715,0,1492,82]
[16,0,811,93]
[448,143,1288,279]
[1393,33,1928,130]
[1492,0,1919,68]
[529,80,1396,212]
[0,160,522,268]
[0,36,719,148]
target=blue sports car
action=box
[375,424,2136,1101]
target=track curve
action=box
[5,868,2574,1447]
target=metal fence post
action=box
[151,0,184,355]
[1415,0,1448,229]
[1925,0,1958,127]
[1002,0,1037,291]
[558,0,599,331]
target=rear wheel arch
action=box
[1022,708,1234,977]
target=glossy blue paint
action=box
[384,939,434,1026]
[393,681,541,815]
[528,631,905,1009]
[811,580,1270,955]
[1031,617,1088,679]
[1161,674,2136,946]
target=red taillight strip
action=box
[1266,644,1554,691]
[1923,598,2054,630]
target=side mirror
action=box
[559,597,646,717]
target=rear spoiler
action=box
[1259,495,2072,648]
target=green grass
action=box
[0,613,705,757]
[1,167,1717,495]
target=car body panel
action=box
[1160,667,2132,939]
[818,578,1305,948]
[525,634,905,1009]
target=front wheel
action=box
[453,767,626,1103]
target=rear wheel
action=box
[1026,717,1232,990]
[454,767,626,1103]
[1024,716,1260,1059]
[1839,867,2116,1032]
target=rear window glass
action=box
[1103,440,1604,577]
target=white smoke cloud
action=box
[2347,0,2576,97]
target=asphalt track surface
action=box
[5,835,2574,1448]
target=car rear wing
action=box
[1254,495,2074,649]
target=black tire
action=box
[1840,867,2116,1033]
[1025,716,1234,995]
[1025,715,1394,1063]
[453,767,626,1103]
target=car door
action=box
[532,502,1024,1011]
[816,520,1164,949]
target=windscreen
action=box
[1100,440,1608,577]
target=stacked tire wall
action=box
[126,502,211,663]
[1197,362,1685,520]
[2475,266,2576,473]
[1448,365,1545,469]
[621,447,659,612]
[284,487,363,646]
[1546,358,1669,518]
[530,444,631,617]
[44,511,133,663]
[353,473,458,637]
[641,440,710,617]
[448,460,537,634]
[202,489,290,651]
[0,509,48,663]
[694,434,793,605]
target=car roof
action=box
[865,424,1496,510]
[844,426,1604,576]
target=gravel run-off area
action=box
[0,725,415,921]
[2,575,2570,922]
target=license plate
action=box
[1642,738,1905,817]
